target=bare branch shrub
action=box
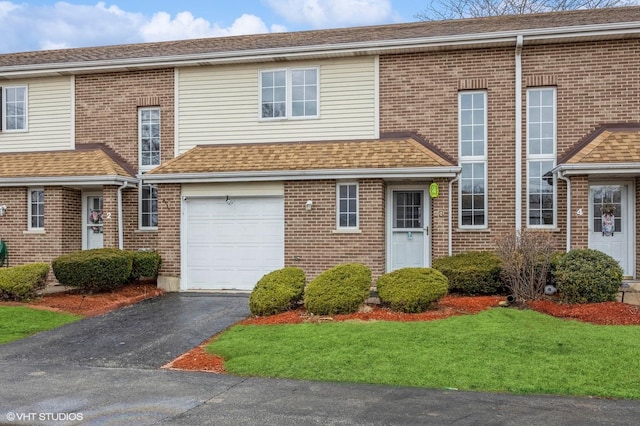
[495,229,555,302]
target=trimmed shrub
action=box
[377,267,448,313]
[304,263,371,315]
[249,267,306,316]
[554,248,623,304]
[52,248,133,293]
[432,251,503,295]
[0,263,50,301]
[129,250,162,280]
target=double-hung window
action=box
[336,182,358,230]
[260,68,318,119]
[1,86,28,131]
[29,188,44,230]
[527,88,556,227]
[139,107,160,171]
[140,183,158,229]
[458,91,487,228]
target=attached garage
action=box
[183,196,284,291]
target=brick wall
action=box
[284,179,386,281]
[156,183,181,278]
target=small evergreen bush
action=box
[432,251,503,295]
[52,248,133,293]
[303,263,371,315]
[377,267,448,313]
[0,263,50,301]
[554,248,623,304]
[249,267,306,316]
[129,250,162,280]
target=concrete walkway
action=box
[1,293,639,425]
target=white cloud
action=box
[267,0,393,28]
[0,2,283,54]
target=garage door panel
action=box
[185,196,284,291]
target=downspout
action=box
[448,174,461,256]
[558,172,571,252]
[515,35,524,233]
[117,181,132,250]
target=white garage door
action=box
[184,196,284,291]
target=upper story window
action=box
[2,86,28,132]
[458,91,487,228]
[139,107,160,171]
[29,188,44,230]
[336,182,358,229]
[527,87,556,227]
[260,67,318,120]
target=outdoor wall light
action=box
[0,205,6,216]
[305,200,313,211]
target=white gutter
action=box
[2,22,640,79]
[515,35,523,233]
[0,175,138,187]
[448,174,461,256]
[553,162,640,176]
[141,166,462,184]
[557,172,571,252]
[117,181,133,250]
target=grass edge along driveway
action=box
[0,306,81,344]
[208,308,640,399]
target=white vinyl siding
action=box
[176,57,376,153]
[0,77,73,152]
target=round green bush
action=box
[303,263,371,315]
[377,267,448,313]
[0,263,50,301]
[249,267,306,316]
[554,248,623,304]
[432,251,503,295]
[52,248,133,293]
[129,250,162,280]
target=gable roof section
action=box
[2,7,640,78]
[143,134,459,183]
[554,124,640,176]
[0,144,137,186]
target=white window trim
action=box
[2,85,28,132]
[138,107,161,172]
[28,187,44,231]
[259,67,320,121]
[458,90,488,229]
[526,87,557,229]
[336,182,359,231]
[138,181,158,230]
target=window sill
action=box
[136,228,158,233]
[527,226,561,232]
[23,229,45,235]
[332,228,362,234]
[455,228,491,233]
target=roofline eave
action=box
[553,162,640,176]
[140,167,462,184]
[0,175,138,187]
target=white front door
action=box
[387,188,430,271]
[589,183,633,277]
[84,195,103,250]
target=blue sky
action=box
[0,1,428,53]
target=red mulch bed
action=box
[166,295,640,374]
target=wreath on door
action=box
[601,204,616,237]
[90,210,103,234]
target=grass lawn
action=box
[208,308,640,399]
[0,306,81,344]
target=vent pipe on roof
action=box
[515,35,524,234]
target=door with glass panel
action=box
[388,189,429,271]
[589,184,632,277]
[85,195,104,250]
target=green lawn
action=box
[0,306,81,344]
[208,308,640,399]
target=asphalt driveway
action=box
[1,293,639,425]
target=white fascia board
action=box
[553,163,640,176]
[0,175,138,187]
[141,167,462,184]
[3,21,640,78]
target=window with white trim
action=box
[260,68,318,119]
[29,188,44,230]
[336,182,358,229]
[2,86,28,131]
[458,91,487,227]
[527,88,556,227]
[140,183,158,229]
[139,107,160,171]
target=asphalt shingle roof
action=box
[561,124,640,165]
